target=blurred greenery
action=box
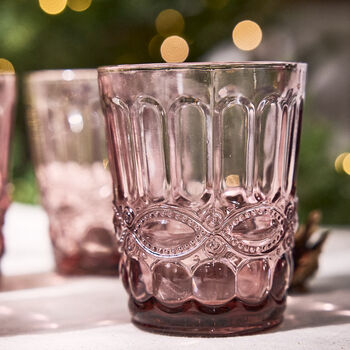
[0,0,349,224]
[298,105,350,225]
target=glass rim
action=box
[98,61,307,74]
[25,69,97,84]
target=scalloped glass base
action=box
[129,296,285,336]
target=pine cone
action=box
[290,210,330,292]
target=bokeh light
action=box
[148,35,163,59]
[334,152,349,173]
[160,35,189,63]
[232,20,262,51]
[68,112,84,133]
[343,154,350,175]
[62,69,75,81]
[39,0,67,15]
[67,0,92,12]
[225,174,240,187]
[155,9,185,37]
[0,58,15,73]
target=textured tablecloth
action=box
[0,203,349,349]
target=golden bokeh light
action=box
[67,0,92,12]
[225,174,240,187]
[160,36,189,63]
[0,58,15,73]
[232,20,262,51]
[343,153,350,175]
[334,152,349,173]
[148,35,163,59]
[39,0,67,15]
[155,9,185,37]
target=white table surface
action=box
[0,203,349,349]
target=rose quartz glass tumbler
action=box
[0,74,16,266]
[25,70,118,275]
[98,62,307,336]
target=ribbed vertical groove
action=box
[168,96,210,205]
[212,75,222,203]
[207,71,214,197]
[290,97,304,195]
[218,95,255,199]
[245,100,256,196]
[285,99,298,195]
[282,93,297,194]
[130,99,145,199]
[132,96,168,202]
[168,98,180,203]
[276,96,289,198]
[108,97,135,202]
[255,94,280,199]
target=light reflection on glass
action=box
[68,112,84,133]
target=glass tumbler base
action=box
[130,296,285,337]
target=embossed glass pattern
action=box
[0,74,16,266]
[25,70,118,275]
[99,62,307,335]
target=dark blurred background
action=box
[0,0,349,224]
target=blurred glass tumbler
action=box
[0,74,16,265]
[25,70,118,275]
[98,62,307,336]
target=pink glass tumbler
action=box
[98,62,307,336]
[25,69,118,275]
[0,74,16,267]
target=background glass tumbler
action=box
[25,69,118,275]
[99,62,307,336]
[0,74,16,267]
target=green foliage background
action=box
[0,0,349,224]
